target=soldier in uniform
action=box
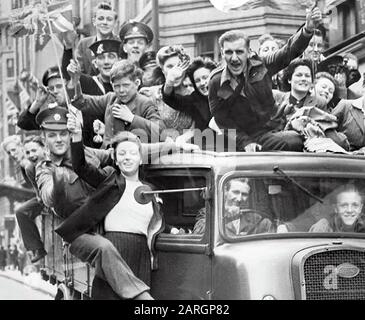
[17,66,98,148]
[208,6,323,152]
[18,67,69,132]
[66,39,122,96]
[35,105,154,300]
[65,39,122,148]
[119,20,154,66]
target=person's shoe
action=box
[31,249,47,264]
[134,291,154,300]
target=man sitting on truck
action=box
[193,178,273,236]
[34,103,199,299]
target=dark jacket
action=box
[62,47,113,95]
[332,97,365,151]
[55,141,165,269]
[36,147,112,219]
[208,27,313,148]
[162,89,211,131]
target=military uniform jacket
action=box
[35,147,112,219]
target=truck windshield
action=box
[221,176,365,237]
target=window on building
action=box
[196,32,223,62]
[6,59,15,78]
[338,0,357,40]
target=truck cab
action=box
[41,151,365,300]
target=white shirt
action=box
[104,179,154,236]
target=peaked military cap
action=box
[36,104,68,131]
[119,20,154,44]
[139,51,157,70]
[89,39,122,57]
[42,66,62,86]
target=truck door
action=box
[147,168,214,300]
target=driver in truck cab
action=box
[193,177,273,235]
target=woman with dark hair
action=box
[272,60,349,151]
[270,59,315,151]
[162,56,218,131]
[139,45,194,140]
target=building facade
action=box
[126,0,307,60]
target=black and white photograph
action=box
[0,0,365,307]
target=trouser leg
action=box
[258,131,304,151]
[69,233,150,300]
[15,198,44,252]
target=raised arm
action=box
[67,113,110,188]
[264,6,322,76]
[162,85,197,116]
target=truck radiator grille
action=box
[303,249,365,300]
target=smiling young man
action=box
[75,2,120,76]
[310,185,365,233]
[119,20,154,66]
[208,6,323,152]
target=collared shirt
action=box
[220,66,247,97]
[289,94,307,110]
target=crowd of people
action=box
[1,2,365,299]
[0,245,28,274]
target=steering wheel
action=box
[224,208,274,235]
[225,208,271,222]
